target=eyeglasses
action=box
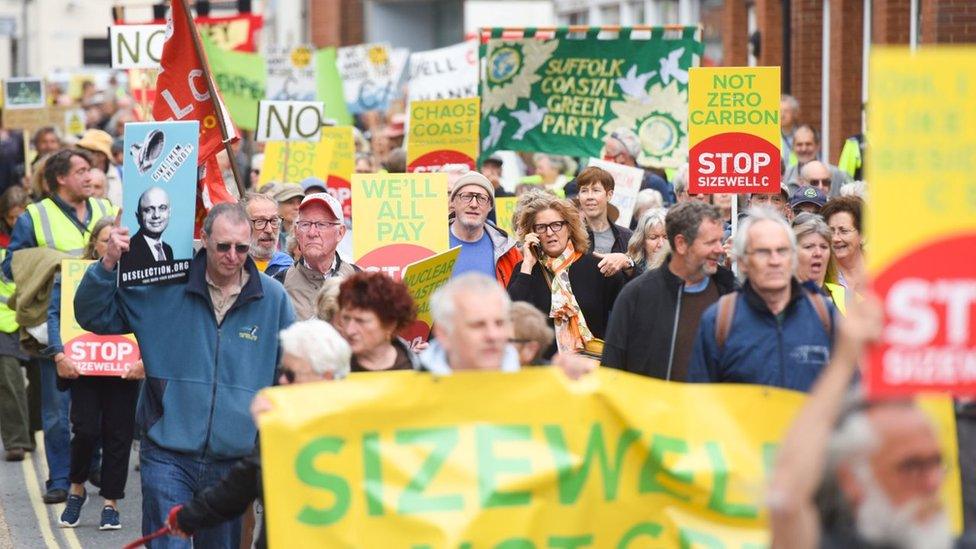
[296,220,342,232]
[215,242,250,254]
[250,217,281,229]
[746,247,792,261]
[456,192,490,206]
[532,220,568,234]
[806,178,831,188]
[895,455,946,480]
[830,227,857,236]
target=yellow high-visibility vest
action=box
[25,197,116,257]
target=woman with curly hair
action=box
[336,271,420,372]
[508,194,626,357]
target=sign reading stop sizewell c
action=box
[688,67,781,195]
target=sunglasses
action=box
[215,242,250,254]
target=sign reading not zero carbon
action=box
[688,67,780,194]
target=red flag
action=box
[194,156,237,236]
[152,0,237,164]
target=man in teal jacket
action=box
[75,202,295,548]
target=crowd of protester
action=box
[0,73,972,549]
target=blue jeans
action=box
[38,358,70,491]
[140,440,242,549]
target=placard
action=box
[407,97,480,173]
[865,48,976,397]
[688,67,781,194]
[336,43,397,114]
[255,100,324,142]
[3,77,45,110]
[586,158,645,228]
[109,24,166,69]
[119,121,198,287]
[352,172,450,280]
[266,45,317,101]
[399,246,461,344]
[408,40,478,102]
[60,259,141,376]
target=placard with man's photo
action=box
[119,121,198,287]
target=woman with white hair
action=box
[165,319,350,548]
[792,212,846,315]
[626,208,669,276]
[629,188,663,230]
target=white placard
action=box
[255,100,324,142]
[587,158,646,228]
[109,24,166,69]
[408,40,478,102]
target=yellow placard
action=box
[259,369,962,547]
[867,48,976,271]
[321,126,355,184]
[494,196,518,236]
[407,97,480,173]
[351,172,449,279]
[401,246,461,339]
[258,139,333,186]
[687,67,780,194]
[60,260,140,376]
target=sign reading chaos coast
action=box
[259,369,963,546]
[399,246,461,344]
[407,98,480,173]
[688,67,780,194]
[119,121,198,287]
[866,49,976,397]
[60,260,141,376]
[480,27,700,167]
[352,172,449,280]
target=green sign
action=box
[315,47,353,126]
[203,34,265,131]
[480,27,701,168]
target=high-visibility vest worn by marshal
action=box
[25,197,115,257]
[0,249,18,333]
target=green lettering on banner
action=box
[361,178,387,199]
[363,432,384,516]
[704,441,758,519]
[293,437,350,526]
[396,427,464,514]
[543,423,641,504]
[638,434,693,501]
[678,528,723,549]
[615,522,663,548]
[476,425,532,508]
[496,539,535,549]
[549,535,594,548]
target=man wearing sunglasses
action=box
[280,193,360,320]
[74,202,296,548]
[447,172,521,286]
[783,125,849,197]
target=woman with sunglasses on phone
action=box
[508,195,626,358]
[166,319,351,548]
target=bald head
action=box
[800,161,832,194]
[137,186,171,238]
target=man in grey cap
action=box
[448,171,522,286]
[274,184,304,250]
[299,176,327,195]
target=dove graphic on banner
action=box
[483,115,506,149]
[616,65,657,102]
[510,101,547,140]
[659,47,689,85]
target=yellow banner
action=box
[60,260,140,376]
[865,48,976,396]
[258,140,332,187]
[400,246,461,343]
[688,67,780,194]
[351,172,449,280]
[494,196,518,236]
[407,97,480,173]
[260,370,962,547]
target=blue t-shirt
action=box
[450,231,496,279]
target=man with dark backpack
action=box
[688,207,836,392]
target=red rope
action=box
[122,526,170,549]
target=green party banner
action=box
[316,47,354,126]
[480,27,701,168]
[202,33,265,131]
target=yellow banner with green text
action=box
[260,369,962,547]
[400,246,461,344]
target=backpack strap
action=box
[804,290,833,336]
[714,293,737,352]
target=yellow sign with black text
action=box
[259,369,962,547]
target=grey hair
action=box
[733,206,799,283]
[828,409,879,471]
[278,319,351,379]
[244,191,277,212]
[634,188,663,212]
[430,273,510,334]
[627,207,668,267]
[781,94,800,114]
[202,202,249,235]
[672,163,689,197]
[792,211,831,244]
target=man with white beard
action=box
[245,192,293,278]
[768,298,966,549]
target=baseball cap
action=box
[450,171,494,202]
[300,192,343,221]
[274,184,304,203]
[300,176,327,194]
[790,185,827,209]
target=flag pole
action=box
[176,0,246,198]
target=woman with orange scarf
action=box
[508,194,626,358]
